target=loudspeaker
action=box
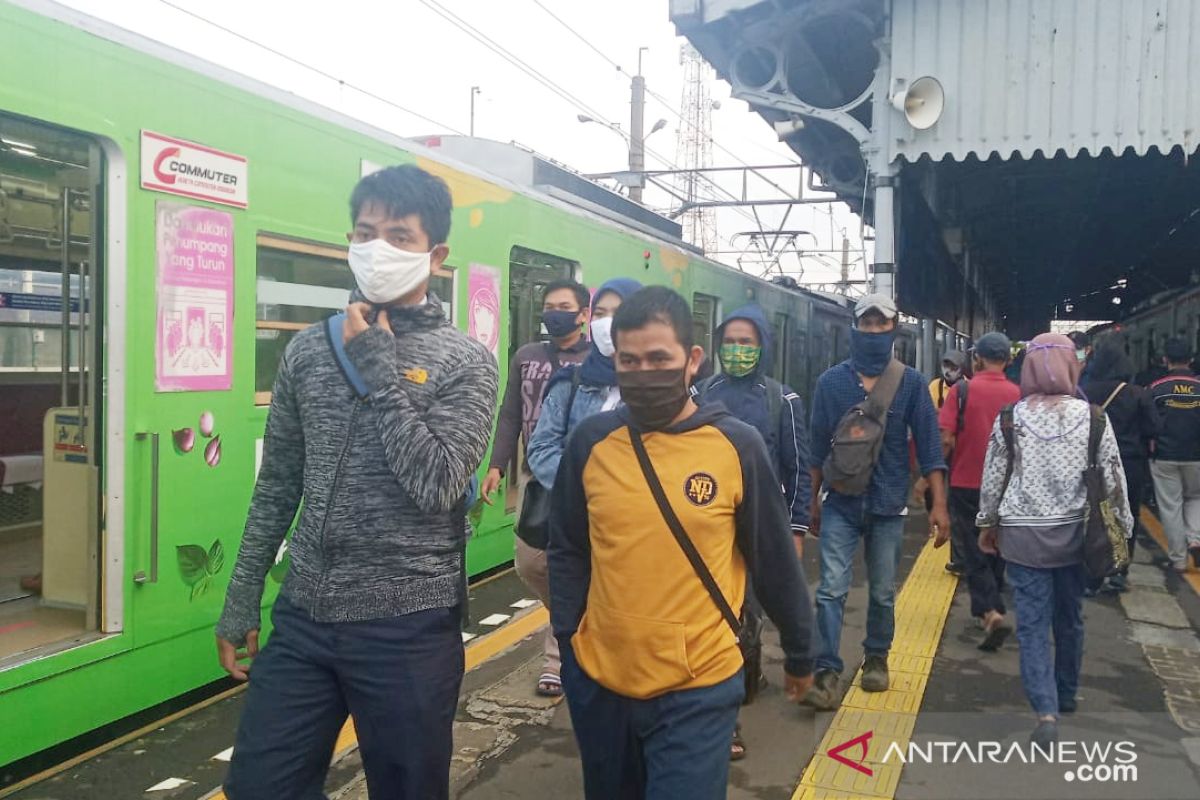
[891,76,944,130]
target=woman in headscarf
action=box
[522,277,641,697]
[976,333,1133,746]
[1085,337,1158,592]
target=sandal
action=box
[979,618,1012,652]
[731,724,746,761]
[536,673,563,697]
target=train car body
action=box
[0,0,928,770]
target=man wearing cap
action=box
[923,349,969,574]
[1149,338,1200,572]
[939,333,1021,650]
[929,350,968,410]
[806,294,949,709]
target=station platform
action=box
[6,511,1200,800]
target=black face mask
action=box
[617,368,690,430]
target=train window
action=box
[255,235,351,404]
[692,293,719,360]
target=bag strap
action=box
[1087,404,1106,469]
[1100,382,1126,411]
[998,404,1016,501]
[628,428,742,640]
[564,367,582,425]
[325,313,371,399]
[956,379,970,434]
[864,359,906,423]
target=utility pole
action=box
[470,86,481,136]
[628,48,648,204]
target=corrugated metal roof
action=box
[889,0,1200,163]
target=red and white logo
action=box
[141,131,248,208]
[828,731,874,776]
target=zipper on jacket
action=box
[313,398,362,615]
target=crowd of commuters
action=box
[209,163,1198,800]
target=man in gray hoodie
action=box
[216,165,498,800]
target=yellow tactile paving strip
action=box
[793,541,958,800]
[1140,509,1200,596]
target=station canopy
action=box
[672,0,1200,337]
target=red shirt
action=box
[938,371,1021,489]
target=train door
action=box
[504,246,577,510]
[0,114,103,665]
[692,293,720,362]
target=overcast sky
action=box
[58,0,869,285]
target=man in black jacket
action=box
[1149,338,1200,573]
[1088,338,1158,590]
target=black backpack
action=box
[823,360,905,496]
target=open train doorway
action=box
[0,114,102,665]
[504,246,578,511]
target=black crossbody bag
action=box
[515,364,580,550]
[629,429,763,705]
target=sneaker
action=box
[945,562,964,576]
[804,669,841,711]
[861,655,890,693]
[1031,720,1059,747]
[1059,697,1077,714]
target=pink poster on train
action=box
[467,263,501,360]
[155,203,234,392]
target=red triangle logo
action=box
[827,731,874,776]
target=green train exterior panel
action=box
[0,0,858,767]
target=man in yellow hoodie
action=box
[548,286,814,799]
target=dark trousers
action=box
[951,488,1006,618]
[560,644,744,800]
[225,596,464,800]
[1124,458,1149,566]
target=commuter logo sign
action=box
[683,472,718,506]
[141,131,248,208]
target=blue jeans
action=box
[1007,561,1087,717]
[813,505,906,674]
[225,596,464,800]
[560,644,744,800]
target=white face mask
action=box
[347,239,431,304]
[591,316,615,357]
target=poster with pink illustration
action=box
[467,263,501,359]
[155,203,234,391]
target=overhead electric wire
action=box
[157,0,466,135]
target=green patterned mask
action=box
[719,344,761,377]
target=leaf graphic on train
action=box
[177,545,209,586]
[190,574,213,602]
[208,539,225,575]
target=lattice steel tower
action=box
[674,44,718,255]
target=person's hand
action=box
[930,504,951,548]
[345,303,391,343]
[217,631,259,681]
[785,672,815,702]
[793,533,804,560]
[979,527,999,555]
[912,477,929,505]
[481,468,503,506]
[809,500,822,538]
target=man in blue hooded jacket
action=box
[693,302,811,760]
[695,303,812,540]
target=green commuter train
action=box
[0,0,926,772]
